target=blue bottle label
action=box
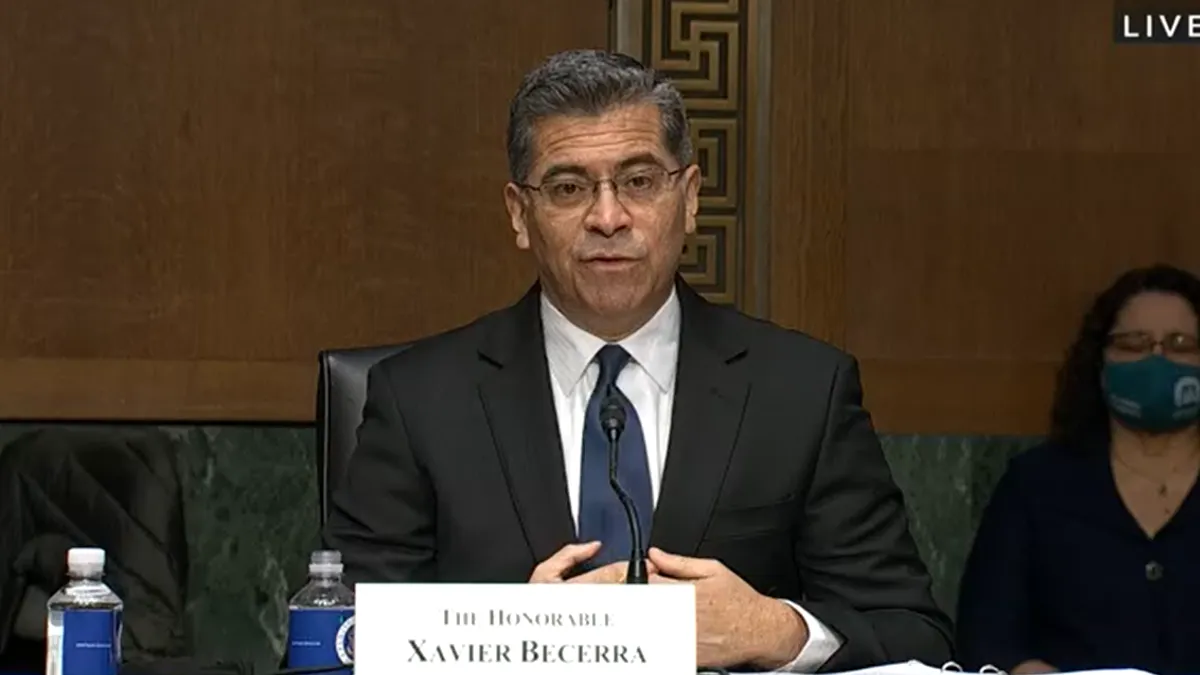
[288,608,354,674]
[61,609,122,675]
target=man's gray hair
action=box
[506,50,693,183]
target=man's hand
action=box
[649,547,807,670]
[528,542,655,583]
[1012,660,1058,674]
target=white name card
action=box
[355,582,696,675]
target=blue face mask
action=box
[1103,355,1200,433]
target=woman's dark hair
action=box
[1050,264,1200,449]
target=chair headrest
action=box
[316,344,410,523]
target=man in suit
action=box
[323,49,951,671]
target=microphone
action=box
[599,390,648,585]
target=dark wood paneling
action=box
[0,359,313,421]
[858,360,1058,435]
[0,0,609,420]
[846,152,1200,363]
[768,0,850,346]
[769,0,1200,434]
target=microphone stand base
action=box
[625,557,648,585]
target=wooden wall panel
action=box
[614,0,771,312]
[768,0,849,347]
[0,0,609,421]
[770,0,1200,435]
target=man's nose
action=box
[585,183,631,235]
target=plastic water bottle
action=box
[287,550,355,674]
[45,547,123,675]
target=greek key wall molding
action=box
[613,0,771,312]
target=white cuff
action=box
[772,599,843,672]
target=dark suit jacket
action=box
[323,280,952,670]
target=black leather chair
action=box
[315,344,410,524]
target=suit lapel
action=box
[651,282,750,556]
[477,285,577,564]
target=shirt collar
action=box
[541,287,681,395]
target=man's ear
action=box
[682,164,701,236]
[503,183,531,250]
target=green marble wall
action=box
[0,424,318,672]
[0,424,1038,669]
[882,435,1038,615]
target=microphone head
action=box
[599,393,626,435]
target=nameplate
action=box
[355,582,696,674]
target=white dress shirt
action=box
[539,289,843,672]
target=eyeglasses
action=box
[517,166,685,211]
[1107,330,1200,356]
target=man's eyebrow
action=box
[614,153,668,172]
[537,164,589,183]
[537,154,669,183]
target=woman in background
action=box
[956,264,1200,675]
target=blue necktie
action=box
[578,345,654,567]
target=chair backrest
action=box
[315,344,410,524]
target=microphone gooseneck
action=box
[599,390,648,585]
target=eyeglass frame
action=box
[513,164,687,210]
[1106,330,1200,356]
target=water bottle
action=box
[287,550,355,674]
[45,547,123,675]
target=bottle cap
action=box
[67,548,106,568]
[309,550,343,574]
